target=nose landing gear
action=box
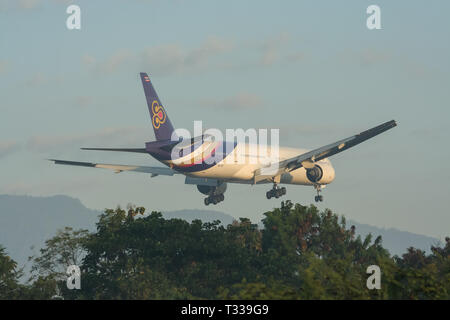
[204,194,225,206]
[266,184,287,199]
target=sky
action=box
[1,0,449,239]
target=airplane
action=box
[50,72,397,206]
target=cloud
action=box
[24,72,48,87]
[0,178,102,195]
[338,48,433,78]
[359,49,391,66]
[141,36,233,76]
[261,49,276,66]
[285,52,307,63]
[82,36,233,76]
[100,50,133,73]
[199,92,264,110]
[0,0,74,11]
[140,44,184,75]
[27,126,150,153]
[74,95,94,108]
[258,32,290,66]
[81,54,96,66]
[0,0,41,11]
[18,0,39,9]
[18,72,67,88]
[337,48,393,68]
[185,36,233,65]
[82,50,133,74]
[236,32,305,67]
[81,33,304,77]
[275,123,352,138]
[100,50,133,74]
[0,141,20,158]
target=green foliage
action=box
[0,245,23,299]
[79,206,262,299]
[218,279,300,300]
[21,275,59,300]
[260,201,394,299]
[29,227,89,281]
[3,202,449,300]
[391,244,450,299]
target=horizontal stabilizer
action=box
[49,159,177,176]
[81,147,148,153]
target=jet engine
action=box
[306,165,323,183]
[305,163,335,184]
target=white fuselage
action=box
[168,141,336,186]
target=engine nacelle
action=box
[306,165,323,183]
[197,182,227,196]
[306,163,335,184]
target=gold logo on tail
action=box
[151,100,166,129]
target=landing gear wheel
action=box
[204,194,225,206]
[313,185,324,203]
[266,183,286,200]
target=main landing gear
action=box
[266,184,287,199]
[314,184,324,202]
[204,194,225,206]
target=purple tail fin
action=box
[140,72,176,141]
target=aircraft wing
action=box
[49,159,177,176]
[254,120,397,182]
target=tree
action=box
[13,202,450,300]
[0,245,23,299]
[218,279,299,300]
[28,227,90,299]
[29,227,89,280]
[80,206,262,299]
[260,201,394,299]
[392,240,450,299]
